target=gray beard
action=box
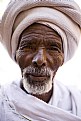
[22,66,54,95]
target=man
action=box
[0,0,81,121]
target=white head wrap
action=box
[0,0,81,62]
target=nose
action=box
[32,48,47,67]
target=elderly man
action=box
[0,0,81,121]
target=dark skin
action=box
[16,23,64,103]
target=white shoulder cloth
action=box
[0,81,81,121]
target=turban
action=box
[0,0,81,63]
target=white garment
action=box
[0,80,81,121]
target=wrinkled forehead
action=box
[19,23,62,43]
[21,23,61,38]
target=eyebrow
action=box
[20,35,41,46]
[44,35,63,52]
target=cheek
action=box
[50,52,64,70]
[56,54,64,66]
[16,51,33,69]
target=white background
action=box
[0,0,81,90]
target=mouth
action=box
[24,72,50,79]
[24,73,50,84]
[23,66,52,84]
[29,75,49,81]
[22,69,53,95]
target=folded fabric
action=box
[0,80,81,121]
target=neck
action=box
[32,87,53,103]
[20,80,53,103]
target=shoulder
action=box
[67,84,81,99]
[55,80,81,98]
[56,80,81,91]
[56,80,81,102]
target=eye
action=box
[19,45,37,51]
[50,46,59,51]
[46,42,63,53]
[47,45,60,52]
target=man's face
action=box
[16,23,64,95]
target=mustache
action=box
[22,66,51,77]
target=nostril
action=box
[32,59,46,67]
[42,63,46,67]
[32,61,38,67]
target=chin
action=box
[22,77,53,95]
